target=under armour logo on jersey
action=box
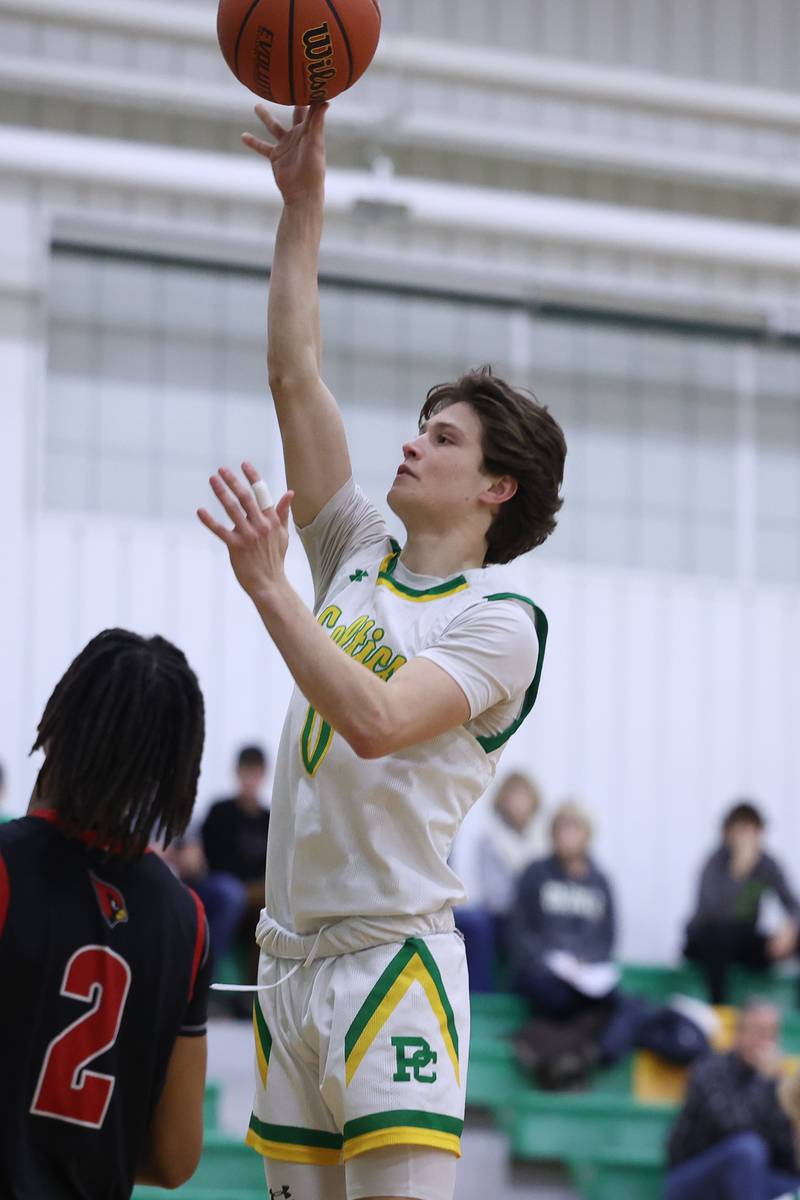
[269,1188,292,1199]
[89,872,129,929]
[349,568,368,582]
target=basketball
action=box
[217,0,381,106]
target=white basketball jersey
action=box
[265,490,547,936]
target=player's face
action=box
[387,402,492,529]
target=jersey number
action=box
[300,705,334,777]
[31,945,131,1128]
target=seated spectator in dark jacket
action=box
[200,744,270,983]
[685,801,799,1004]
[457,772,546,992]
[665,999,800,1200]
[510,802,618,1019]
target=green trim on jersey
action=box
[343,1109,464,1141]
[377,540,469,602]
[300,705,333,776]
[476,594,548,753]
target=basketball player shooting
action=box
[198,102,567,1200]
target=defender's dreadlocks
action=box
[31,629,204,862]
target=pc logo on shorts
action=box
[392,1036,438,1084]
[89,872,129,929]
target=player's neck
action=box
[400,527,487,578]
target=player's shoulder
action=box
[0,814,54,856]
[449,582,543,642]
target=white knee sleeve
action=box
[263,1157,347,1200]
[346,1144,458,1200]
[263,1147,457,1200]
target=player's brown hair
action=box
[31,629,204,861]
[419,366,566,564]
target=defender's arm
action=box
[135,1035,207,1189]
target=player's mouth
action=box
[396,464,417,479]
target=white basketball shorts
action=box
[246,931,470,1166]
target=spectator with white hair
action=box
[510,801,617,1018]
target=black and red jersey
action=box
[0,811,210,1200]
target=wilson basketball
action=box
[217,0,381,105]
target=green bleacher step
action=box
[501,1092,677,1166]
[203,1081,220,1132]
[467,1035,527,1106]
[135,1189,262,1200]
[180,1132,264,1192]
[468,1032,635,1106]
[571,1160,666,1200]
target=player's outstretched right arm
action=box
[243,103,351,528]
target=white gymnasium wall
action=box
[3,0,800,962]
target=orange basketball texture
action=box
[217,0,381,105]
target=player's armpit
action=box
[135,1034,207,1189]
[353,657,471,759]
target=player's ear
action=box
[482,475,517,507]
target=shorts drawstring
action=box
[210,924,333,993]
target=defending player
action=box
[198,103,566,1200]
[0,629,211,1199]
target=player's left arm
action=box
[135,1035,207,1188]
[198,467,534,757]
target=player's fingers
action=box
[241,462,273,511]
[218,466,261,523]
[241,133,274,160]
[293,105,308,126]
[197,507,234,545]
[255,104,286,139]
[209,473,249,531]
[276,490,294,528]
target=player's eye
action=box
[435,434,450,444]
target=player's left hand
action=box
[197,463,293,601]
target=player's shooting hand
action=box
[197,463,293,603]
[241,103,328,205]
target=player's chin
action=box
[386,482,405,516]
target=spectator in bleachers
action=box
[684,801,799,1004]
[456,771,546,992]
[200,744,270,986]
[665,998,800,1200]
[509,801,617,1018]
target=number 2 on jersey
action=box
[31,945,131,1128]
[300,705,334,776]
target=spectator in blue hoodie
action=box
[510,801,617,1018]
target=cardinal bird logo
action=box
[89,872,129,929]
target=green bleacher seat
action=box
[571,1160,666,1200]
[203,1082,220,1132]
[500,1091,677,1167]
[135,1190,262,1200]
[620,961,799,1009]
